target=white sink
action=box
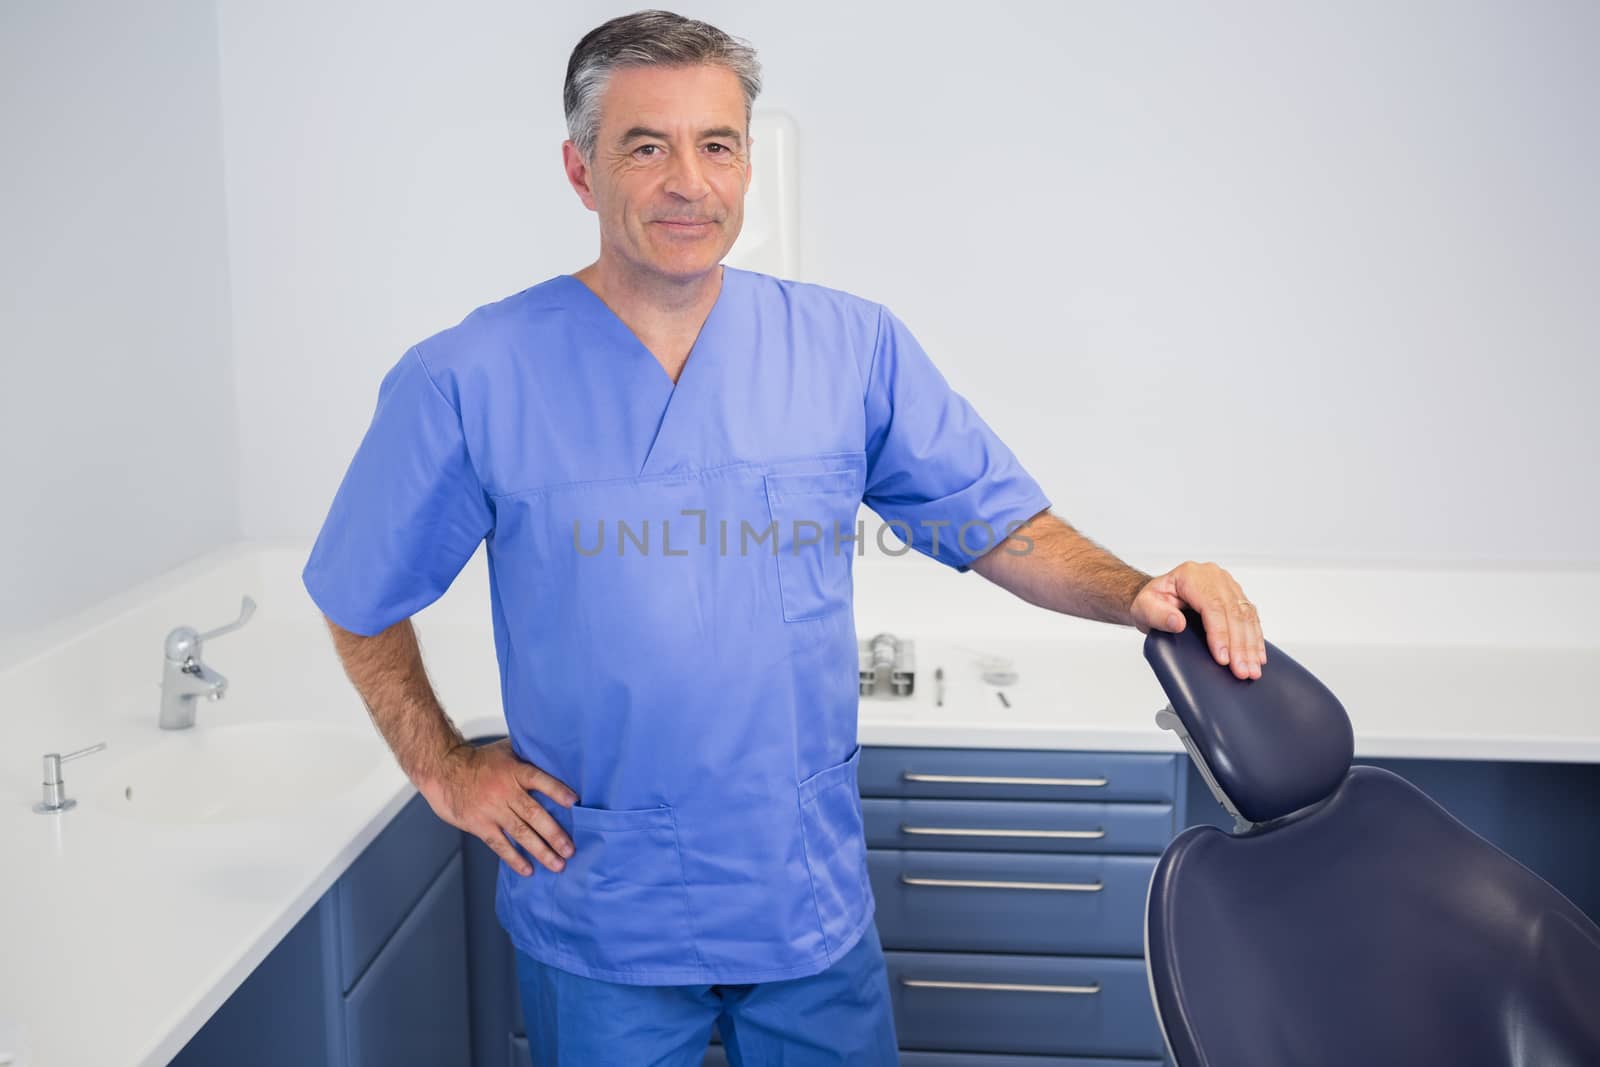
[93,720,385,825]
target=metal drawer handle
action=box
[901,824,1108,840]
[900,874,1104,893]
[900,978,1102,995]
[902,772,1109,788]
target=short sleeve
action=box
[302,347,494,635]
[862,305,1051,572]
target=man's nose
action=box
[662,149,710,199]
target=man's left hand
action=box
[1131,561,1265,680]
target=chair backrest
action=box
[1141,608,1600,1067]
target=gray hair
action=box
[563,10,763,163]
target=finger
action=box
[1207,570,1254,679]
[501,790,571,871]
[511,792,575,859]
[1233,586,1264,678]
[1159,591,1185,632]
[1206,597,1251,679]
[1228,598,1256,680]
[1198,599,1232,668]
[478,828,536,877]
[1154,573,1182,629]
[500,812,569,873]
[1227,602,1251,679]
[519,762,578,807]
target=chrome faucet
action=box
[160,595,256,729]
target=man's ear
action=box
[561,139,599,211]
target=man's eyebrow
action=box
[618,125,744,146]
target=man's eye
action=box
[706,143,728,154]
[636,145,661,157]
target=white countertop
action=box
[855,633,1600,762]
[1,540,1596,1066]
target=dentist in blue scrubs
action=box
[304,10,1267,1065]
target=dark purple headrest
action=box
[1143,607,1354,824]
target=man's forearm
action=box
[969,510,1152,626]
[324,616,466,795]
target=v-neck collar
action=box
[561,265,734,390]
[561,265,739,477]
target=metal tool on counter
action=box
[949,645,1017,708]
[944,643,1021,688]
[859,632,916,697]
[978,654,1018,687]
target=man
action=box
[303,10,1268,1064]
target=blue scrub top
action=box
[303,265,1051,984]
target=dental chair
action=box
[1141,608,1600,1067]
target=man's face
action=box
[565,63,751,283]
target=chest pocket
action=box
[763,465,865,622]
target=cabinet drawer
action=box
[337,790,460,991]
[886,950,1165,1059]
[865,798,1174,855]
[345,852,471,1065]
[860,747,1178,803]
[870,850,1157,956]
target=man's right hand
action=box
[421,738,578,876]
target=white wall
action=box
[1,0,237,645]
[220,0,1598,568]
[5,1,1597,646]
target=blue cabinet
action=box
[463,800,521,1067]
[869,850,1158,956]
[169,791,468,1066]
[344,852,471,1064]
[337,790,462,991]
[885,951,1165,1059]
[858,748,1181,803]
[180,734,1600,1067]
[859,746,1182,1063]
[863,797,1176,854]
[166,888,343,1067]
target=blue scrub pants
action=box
[514,921,900,1065]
